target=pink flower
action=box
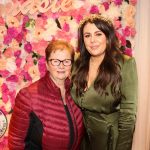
[129,0,137,5]
[3,47,13,58]
[6,75,18,82]
[21,70,32,81]
[0,133,8,148]
[0,17,5,26]
[15,57,22,68]
[35,17,47,28]
[15,32,24,43]
[3,35,12,45]
[62,23,70,32]
[114,20,122,29]
[56,30,71,41]
[90,5,99,14]
[120,36,126,46]
[113,0,122,6]
[9,90,16,106]
[0,70,10,77]
[0,106,7,114]
[122,26,130,37]
[38,57,46,77]
[14,50,21,57]
[124,48,132,56]
[24,42,32,53]
[1,83,9,103]
[2,94,9,103]
[103,2,109,10]
[1,83,9,93]
[130,28,136,37]
[7,27,18,38]
[23,15,29,25]
[31,40,48,56]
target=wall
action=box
[132,0,150,149]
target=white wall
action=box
[132,0,150,150]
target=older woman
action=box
[8,40,84,150]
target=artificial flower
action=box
[0,26,7,41]
[124,48,132,56]
[15,57,22,68]
[90,5,99,14]
[0,58,7,70]
[32,27,45,42]
[113,0,123,6]
[3,35,12,45]
[0,70,10,78]
[6,75,18,82]
[24,42,32,53]
[31,40,48,56]
[3,48,13,58]
[28,65,40,82]
[6,57,17,73]
[6,16,20,28]
[89,0,100,5]
[38,58,47,77]
[15,32,24,43]
[14,50,21,58]
[129,0,137,6]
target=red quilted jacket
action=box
[8,72,84,150]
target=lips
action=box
[90,45,99,49]
[57,71,65,73]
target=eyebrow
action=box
[83,30,102,35]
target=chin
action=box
[57,76,66,80]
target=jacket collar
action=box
[44,71,71,96]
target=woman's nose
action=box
[59,62,64,68]
[90,35,95,43]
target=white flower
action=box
[6,16,20,27]
[28,65,40,82]
[27,27,45,42]
[6,57,17,73]
[44,18,58,34]
[43,18,58,41]
[68,19,78,36]
[25,31,34,42]
[102,3,121,21]
[5,101,11,112]
[72,0,85,9]
[7,81,17,91]
[89,0,100,5]
[0,26,7,42]
[70,38,77,49]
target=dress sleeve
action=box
[8,88,31,150]
[116,57,138,150]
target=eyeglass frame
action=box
[48,59,72,66]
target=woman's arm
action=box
[116,57,138,150]
[8,88,31,150]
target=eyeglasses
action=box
[48,59,72,66]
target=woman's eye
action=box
[96,33,102,36]
[84,34,90,38]
[53,60,59,63]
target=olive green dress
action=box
[71,57,138,150]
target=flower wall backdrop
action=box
[0,0,137,148]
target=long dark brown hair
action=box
[72,15,124,102]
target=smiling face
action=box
[83,23,107,57]
[46,49,72,83]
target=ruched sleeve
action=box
[8,88,32,150]
[116,57,138,150]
